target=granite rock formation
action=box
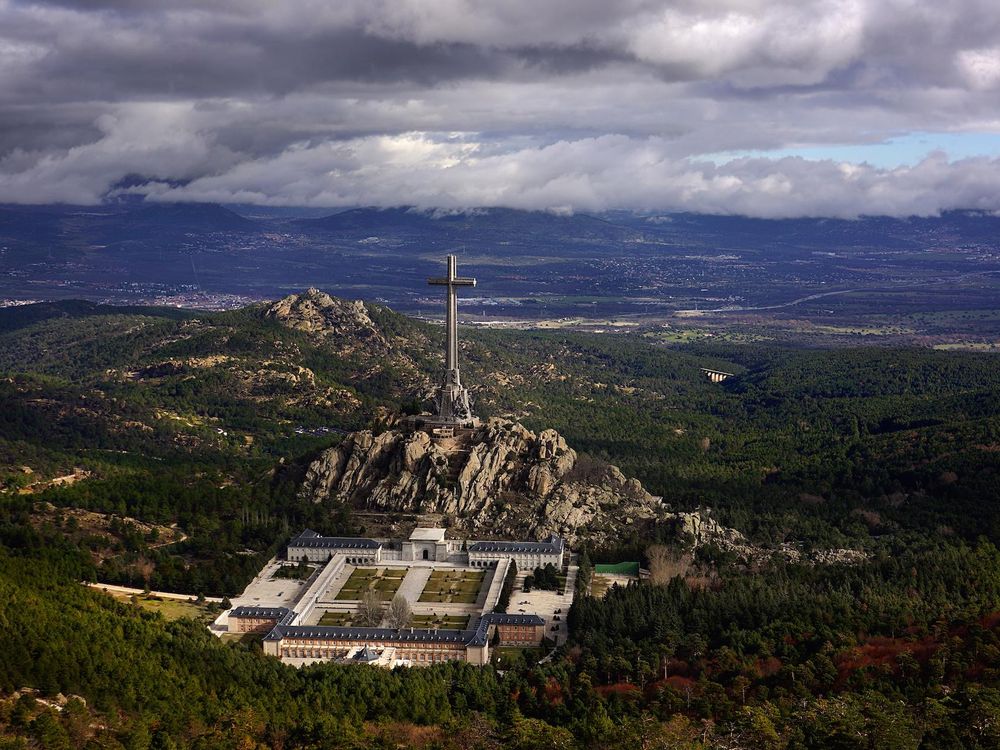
[301,418,667,545]
[264,288,391,356]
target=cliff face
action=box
[301,418,666,545]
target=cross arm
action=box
[428,277,477,287]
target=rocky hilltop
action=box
[301,418,666,545]
[265,288,392,356]
[263,287,434,397]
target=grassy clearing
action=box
[493,647,544,668]
[107,592,215,623]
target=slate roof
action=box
[265,612,547,650]
[230,606,291,619]
[288,536,381,550]
[352,645,381,662]
[468,535,564,555]
[268,624,476,644]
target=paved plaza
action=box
[510,564,578,645]
[211,558,319,634]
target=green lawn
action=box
[106,592,215,623]
[493,647,544,668]
[418,570,485,604]
[335,567,404,601]
[410,614,470,630]
[318,611,354,626]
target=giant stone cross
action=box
[427,255,477,425]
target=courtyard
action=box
[417,569,485,605]
[334,567,406,601]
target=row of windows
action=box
[469,555,561,566]
[234,618,277,632]
[290,551,377,563]
[278,646,464,662]
[284,639,459,650]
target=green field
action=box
[106,592,215,623]
[318,611,355,626]
[334,567,404,601]
[418,569,485,604]
[594,561,640,576]
[493,647,545,668]
[410,614,470,630]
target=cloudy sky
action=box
[3,0,1000,217]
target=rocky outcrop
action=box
[301,417,667,545]
[673,509,867,567]
[265,289,390,356]
[301,418,867,561]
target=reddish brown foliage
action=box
[596,682,642,698]
[542,677,564,705]
[754,656,783,678]
[835,635,937,684]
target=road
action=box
[86,582,224,603]
[679,270,1000,315]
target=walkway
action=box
[87,582,223,603]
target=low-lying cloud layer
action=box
[3,0,1000,217]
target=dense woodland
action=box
[1,299,1000,747]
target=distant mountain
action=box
[0,299,193,334]
[111,202,258,234]
[0,201,262,269]
[297,206,646,246]
[605,209,1000,251]
[2,202,1000,322]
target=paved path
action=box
[397,567,432,604]
[87,582,224,603]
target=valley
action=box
[3,204,999,350]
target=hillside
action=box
[0,293,997,573]
[2,293,1000,747]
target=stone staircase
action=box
[444,449,470,486]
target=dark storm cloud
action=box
[0,104,104,156]
[3,0,1000,215]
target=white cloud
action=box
[2,0,1000,215]
[958,47,1000,90]
[123,132,1000,218]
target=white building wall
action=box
[291,555,346,625]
